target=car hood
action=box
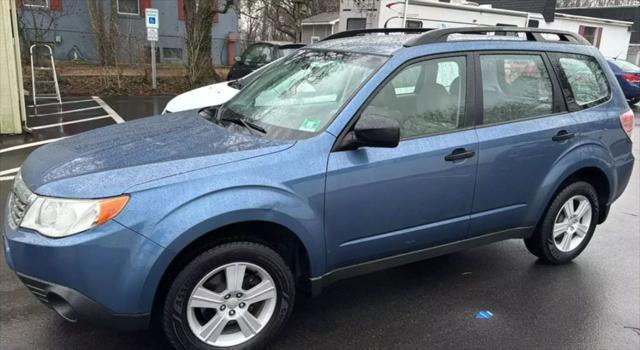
[163,82,239,113]
[21,112,293,198]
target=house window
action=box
[406,20,423,29]
[24,0,49,7]
[310,36,321,44]
[579,25,603,48]
[162,47,184,61]
[117,0,140,15]
[528,19,540,28]
[346,18,366,30]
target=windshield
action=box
[611,59,640,73]
[234,57,287,88]
[219,49,387,139]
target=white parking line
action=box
[0,138,65,154]
[30,115,112,130]
[29,106,103,118]
[92,96,125,124]
[0,167,20,176]
[27,99,94,108]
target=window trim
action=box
[116,0,140,16]
[23,0,49,8]
[474,50,567,128]
[547,52,612,112]
[332,52,477,152]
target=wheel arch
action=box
[532,163,613,229]
[148,219,314,327]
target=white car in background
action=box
[162,56,287,114]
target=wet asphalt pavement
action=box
[0,99,638,349]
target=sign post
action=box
[145,8,159,89]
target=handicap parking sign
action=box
[145,8,159,29]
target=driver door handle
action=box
[552,130,575,142]
[445,148,476,162]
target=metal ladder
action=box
[29,44,62,106]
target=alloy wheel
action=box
[186,262,277,347]
[552,195,592,253]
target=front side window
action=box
[219,50,386,139]
[480,54,553,125]
[558,54,610,109]
[117,0,140,15]
[242,45,273,64]
[361,56,467,139]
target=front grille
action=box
[7,173,34,230]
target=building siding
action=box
[17,0,239,65]
[301,24,333,44]
[558,6,640,44]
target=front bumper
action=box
[16,273,150,330]
[3,216,165,330]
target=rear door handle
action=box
[445,148,476,161]
[552,130,575,142]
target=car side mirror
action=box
[235,56,242,64]
[336,115,400,151]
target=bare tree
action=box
[16,2,76,63]
[240,0,340,43]
[183,0,236,85]
[86,0,119,66]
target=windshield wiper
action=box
[219,116,267,134]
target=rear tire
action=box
[162,242,295,350]
[524,181,599,264]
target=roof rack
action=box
[404,27,591,47]
[322,28,433,42]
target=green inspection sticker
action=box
[299,118,320,132]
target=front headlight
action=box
[21,196,129,238]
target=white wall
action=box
[538,16,632,59]
[337,0,632,60]
[376,0,527,29]
[338,0,380,32]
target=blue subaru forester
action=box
[3,27,635,349]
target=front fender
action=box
[525,143,616,226]
[124,186,325,312]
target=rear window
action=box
[610,59,640,73]
[557,54,610,109]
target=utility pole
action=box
[293,0,305,43]
[145,8,159,90]
[402,0,409,28]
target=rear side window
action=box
[556,54,610,109]
[480,54,554,125]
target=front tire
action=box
[162,242,295,350]
[524,181,599,264]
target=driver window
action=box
[361,56,467,139]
